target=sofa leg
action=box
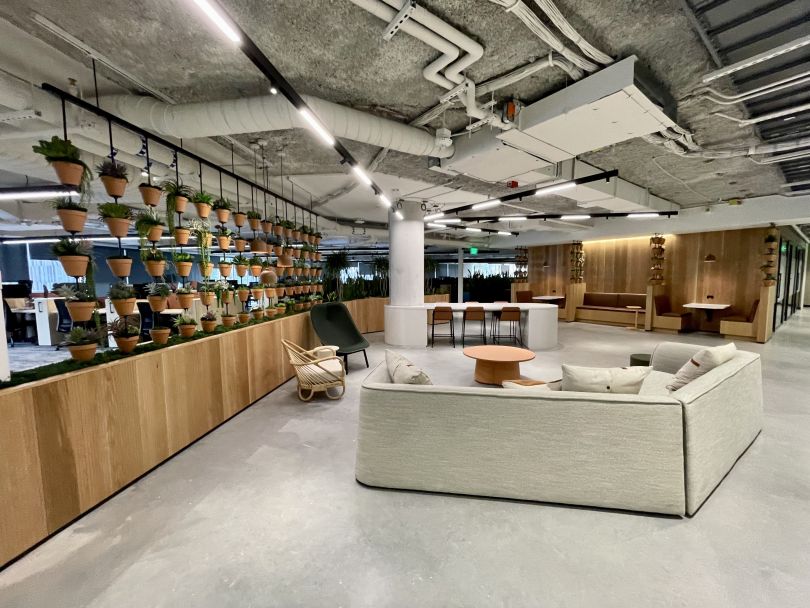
[363,350,369,368]
[343,354,348,374]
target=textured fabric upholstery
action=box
[357,342,763,517]
[639,370,675,397]
[583,292,619,307]
[617,293,646,308]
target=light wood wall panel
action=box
[583,237,650,294]
[527,245,569,295]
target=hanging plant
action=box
[146,282,171,312]
[51,238,92,278]
[234,236,247,252]
[51,197,88,234]
[173,251,194,277]
[98,202,133,237]
[174,226,191,246]
[142,248,166,278]
[109,317,140,354]
[108,281,136,316]
[175,285,195,309]
[32,136,92,193]
[233,254,250,277]
[106,253,132,278]
[212,198,232,224]
[163,179,192,233]
[247,209,262,231]
[139,182,162,206]
[233,211,247,228]
[216,226,233,250]
[135,209,165,243]
[191,191,214,218]
[96,160,129,198]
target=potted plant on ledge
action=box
[61,326,103,362]
[146,282,171,312]
[32,136,91,191]
[174,314,197,338]
[52,197,88,233]
[200,310,218,333]
[110,317,140,354]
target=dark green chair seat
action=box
[309,302,369,373]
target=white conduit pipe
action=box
[530,0,613,65]
[379,0,483,85]
[347,0,460,89]
[99,94,453,158]
[487,0,599,72]
[689,71,810,106]
[715,101,810,126]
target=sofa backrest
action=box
[583,292,619,307]
[617,293,646,308]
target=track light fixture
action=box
[299,108,336,146]
[378,193,392,207]
[472,199,500,210]
[192,0,242,44]
[423,212,444,222]
[0,186,80,201]
[560,214,591,220]
[351,165,373,187]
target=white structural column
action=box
[385,202,428,346]
[457,247,464,303]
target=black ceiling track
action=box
[40,82,323,221]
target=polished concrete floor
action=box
[2,314,810,607]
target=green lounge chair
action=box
[309,302,369,373]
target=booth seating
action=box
[576,292,647,326]
[652,295,692,332]
[720,300,760,341]
[515,290,534,303]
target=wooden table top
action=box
[683,303,730,310]
[463,345,535,363]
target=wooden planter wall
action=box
[0,295,449,567]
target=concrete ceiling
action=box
[0,0,807,248]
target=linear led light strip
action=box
[0,187,80,201]
[190,0,395,212]
[701,34,810,84]
[2,236,173,245]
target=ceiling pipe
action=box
[99,93,453,158]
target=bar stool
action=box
[430,306,455,347]
[491,306,523,346]
[462,306,486,346]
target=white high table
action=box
[385,302,559,349]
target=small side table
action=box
[626,305,642,330]
[629,353,651,366]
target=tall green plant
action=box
[325,250,350,300]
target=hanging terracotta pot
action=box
[200,292,216,306]
[236,264,248,277]
[218,262,233,277]
[199,262,213,277]
[233,212,246,228]
[105,218,131,238]
[217,235,231,250]
[201,319,218,333]
[107,257,132,278]
[234,238,247,252]
[250,264,263,278]
[216,208,231,224]
[221,315,237,328]
[139,185,162,206]
[265,307,277,318]
[66,300,96,322]
[100,176,127,198]
[178,324,196,338]
[278,253,293,267]
[237,312,250,323]
[147,295,168,312]
[314,237,321,246]
[177,292,194,309]
[115,335,139,354]
[147,225,164,242]
[260,269,277,285]
[51,161,85,187]
[67,343,97,362]
[249,218,261,231]
[145,260,166,277]
[175,261,193,277]
[111,297,136,317]
[250,287,264,300]
[195,202,211,218]
[59,255,89,278]
[292,230,301,241]
[237,289,250,302]
[174,196,188,214]
[314,252,322,262]
[174,227,190,245]
[264,287,275,299]
[272,245,283,257]
[57,209,87,233]
[149,327,171,345]
[273,224,283,236]
[261,220,273,233]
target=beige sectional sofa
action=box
[356,342,763,516]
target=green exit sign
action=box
[781,243,787,253]
[469,247,478,256]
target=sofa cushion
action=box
[639,370,675,397]
[561,365,652,394]
[502,381,551,392]
[578,305,644,313]
[666,343,737,391]
[385,350,432,385]
[583,292,619,307]
[617,293,646,308]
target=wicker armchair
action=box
[281,339,346,401]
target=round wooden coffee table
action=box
[463,345,535,385]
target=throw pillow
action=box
[385,350,432,385]
[666,342,737,391]
[561,365,651,394]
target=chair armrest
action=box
[310,345,339,358]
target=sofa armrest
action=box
[650,342,704,373]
